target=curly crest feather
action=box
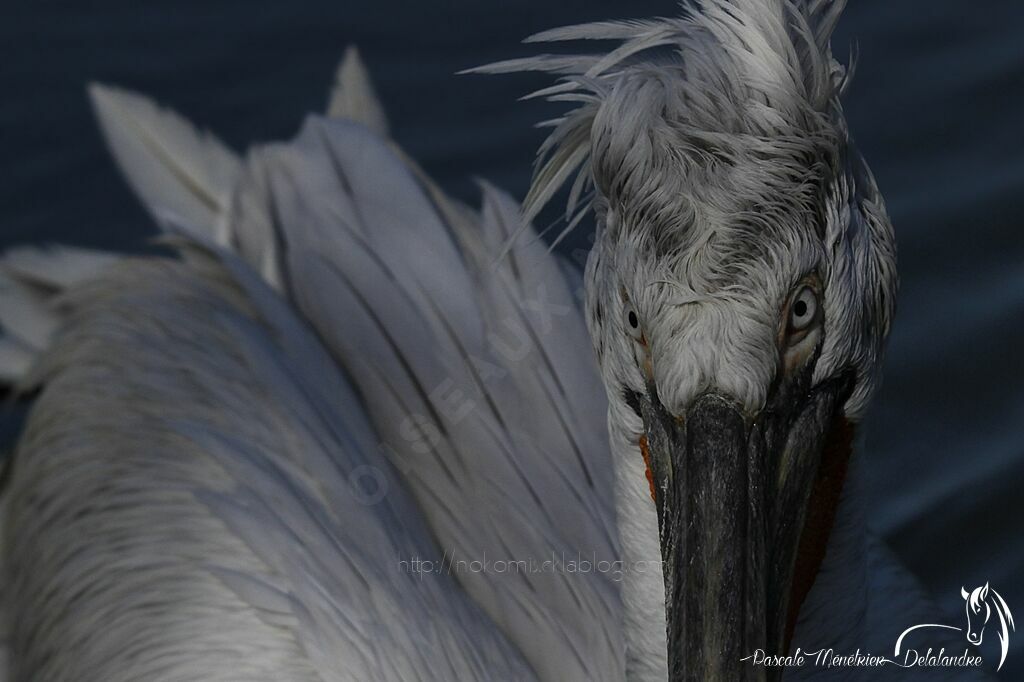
[474,0,850,248]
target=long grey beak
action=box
[637,371,854,681]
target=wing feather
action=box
[76,75,625,680]
[223,117,625,681]
[326,47,390,136]
[3,250,533,681]
[88,84,241,241]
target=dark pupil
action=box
[793,300,808,318]
[628,310,639,328]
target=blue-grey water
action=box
[3,0,1023,668]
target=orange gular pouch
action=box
[638,435,656,502]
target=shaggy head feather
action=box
[479,0,895,420]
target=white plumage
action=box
[1,50,624,681]
[0,3,995,681]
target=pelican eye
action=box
[623,301,644,342]
[788,286,818,334]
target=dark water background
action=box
[3,0,1023,667]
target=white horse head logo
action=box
[961,582,1014,668]
[895,582,1015,671]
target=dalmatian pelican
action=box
[0,0,989,680]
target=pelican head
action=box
[485,0,897,678]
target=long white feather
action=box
[0,245,118,291]
[327,46,390,136]
[0,246,118,385]
[88,84,241,242]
